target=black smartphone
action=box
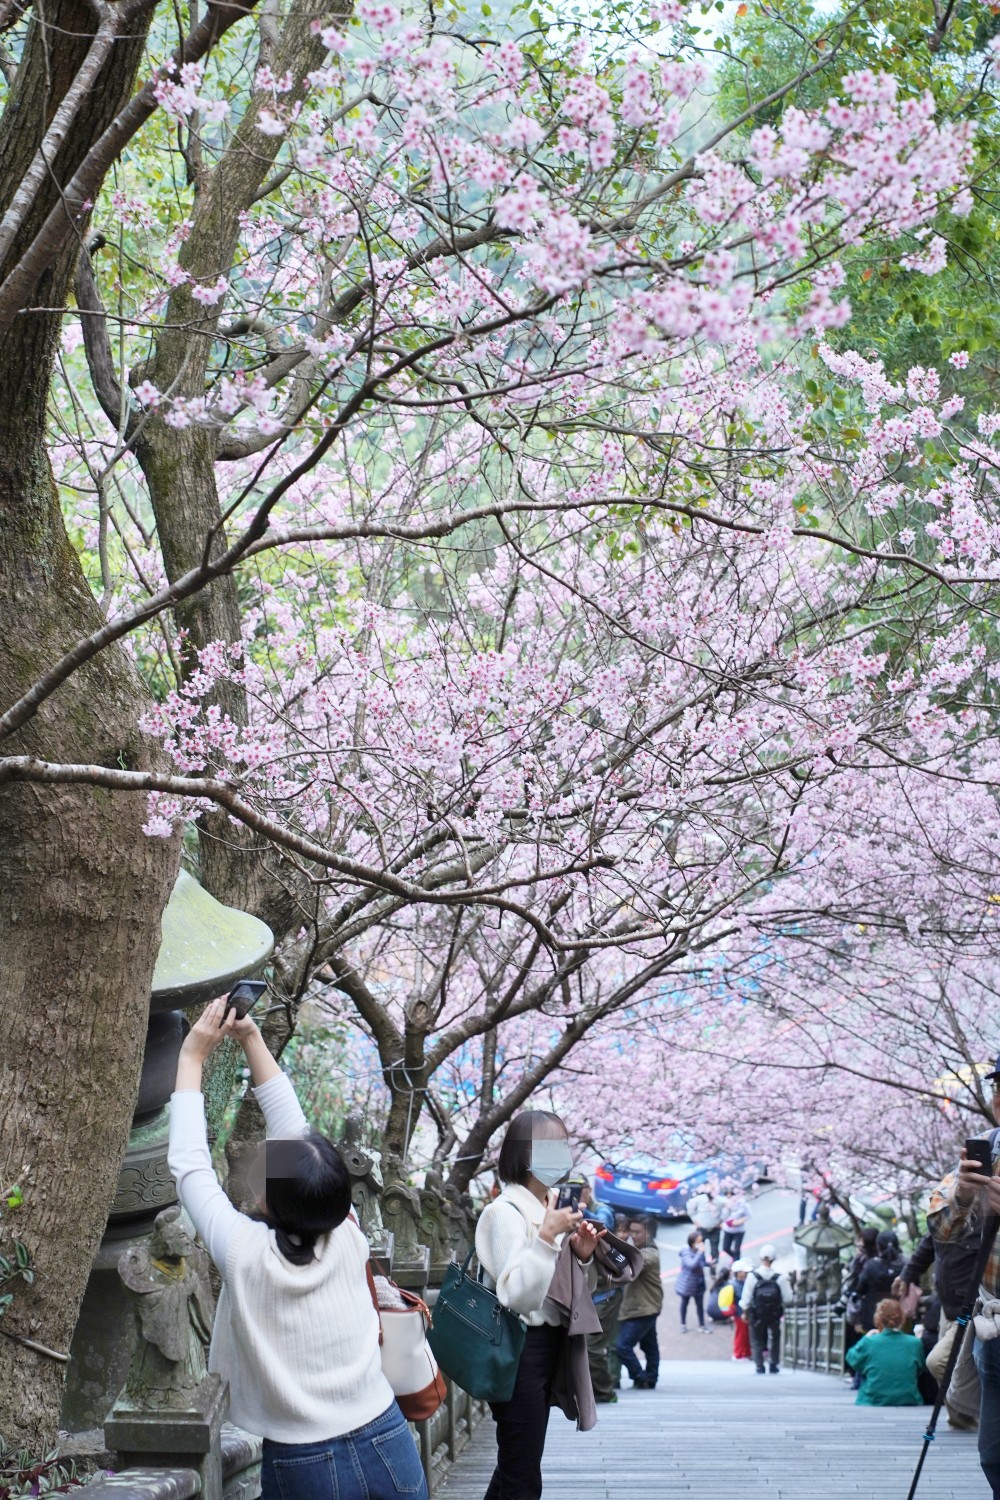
[965,1138,993,1176]
[222,978,267,1024]
[556,1182,583,1211]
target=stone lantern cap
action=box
[794,1205,855,1254]
[150,870,274,1013]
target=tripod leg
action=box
[907,1213,1000,1500]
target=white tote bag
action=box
[367,1267,447,1421]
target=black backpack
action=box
[750,1274,784,1323]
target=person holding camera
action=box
[167,997,428,1500]
[675,1229,709,1333]
[475,1111,604,1500]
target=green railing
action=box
[783,1300,847,1375]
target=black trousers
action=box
[700,1227,721,1261]
[485,1323,562,1500]
[750,1316,782,1372]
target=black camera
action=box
[603,1245,628,1273]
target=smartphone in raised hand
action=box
[965,1138,994,1177]
[221,978,267,1024]
[556,1182,583,1212]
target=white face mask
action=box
[529,1140,574,1188]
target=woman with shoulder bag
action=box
[167,998,428,1500]
[475,1111,603,1500]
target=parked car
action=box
[593,1153,759,1220]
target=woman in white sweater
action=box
[475,1110,602,1500]
[167,996,428,1500]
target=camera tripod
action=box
[905,1211,1000,1500]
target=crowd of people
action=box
[166,997,1000,1500]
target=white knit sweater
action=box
[474,1184,561,1327]
[167,1075,393,1442]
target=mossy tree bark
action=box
[0,0,179,1451]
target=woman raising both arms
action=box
[167,997,428,1500]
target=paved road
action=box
[438,1360,983,1499]
[654,1185,801,1361]
[653,1183,801,1272]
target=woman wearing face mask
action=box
[475,1111,602,1500]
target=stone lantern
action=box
[61,871,273,1437]
[793,1204,855,1301]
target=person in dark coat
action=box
[675,1230,709,1332]
[856,1231,904,1333]
[840,1225,880,1387]
[895,1175,981,1430]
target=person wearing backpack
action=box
[740,1244,791,1374]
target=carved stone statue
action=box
[117,1206,216,1410]
[421,1170,475,1275]
[337,1113,389,1251]
[382,1181,426,1265]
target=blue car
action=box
[593,1154,757,1220]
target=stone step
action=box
[438,1362,981,1499]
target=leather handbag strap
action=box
[349,1211,384,1345]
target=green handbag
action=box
[427,1248,527,1401]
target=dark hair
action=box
[629,1214,656,1239]
[877,1229,900,1260]
[261,1132,352,1266]
[687,1229,702,1248]
[859,1226,879,1255]
[497,1110,568,1186]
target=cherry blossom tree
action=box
[2,0,999,1446]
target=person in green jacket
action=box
[615,1216,663,1389]
[846,1298,926,1406]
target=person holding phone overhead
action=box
[167,996,428,1500]
[475,1111,603,1500]
[926,1051,1000,1498]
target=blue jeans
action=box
[975,1336,1000,1496]
[261,1402,428,1500]
[615,1314,660,1386]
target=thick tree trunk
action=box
[0,444,179,1452]
[0,0,176,1452]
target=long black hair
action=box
[257,1133,352,1266]
[876,1229,901,1261]
[859,1225,879,1257]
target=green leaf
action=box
[14,1240,30,1271]
[5,1186,22,1209]
[0,1256,10,1278]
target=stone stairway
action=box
[438,1362,983,1500]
